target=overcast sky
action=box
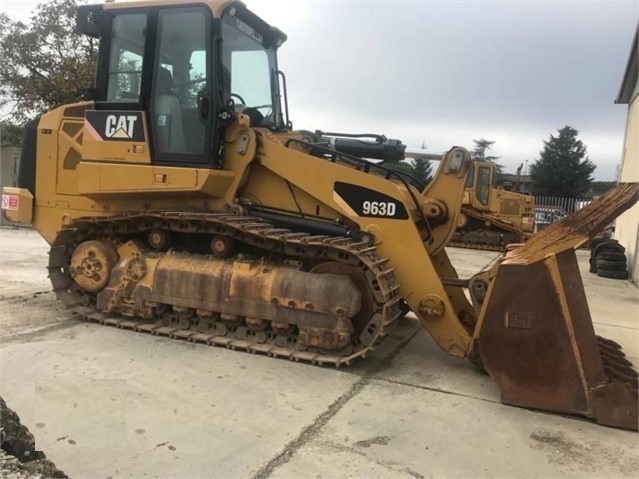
[2,0,637,180]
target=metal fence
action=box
[534,196,591,230]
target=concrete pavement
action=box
[1,228,637,478]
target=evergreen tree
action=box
[411,140,432,185]
[472,138,500,162]
[530,126,596,197]
[387,161,415,176]
[411,158,432,185]
[471,138,503,174]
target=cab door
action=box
[149,6,213,166]
[91,5,215,167]
[472,164,493,211]
[75,4,236,201]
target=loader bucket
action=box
[476,183,639,431]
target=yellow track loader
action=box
[2,0,637,431]
[452,161,535,250]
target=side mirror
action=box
[76,4,103,38]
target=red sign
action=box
[1,194,19,211]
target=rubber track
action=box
[47,212,404,367]
[451,206,528,251]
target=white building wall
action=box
[615,78,639,283]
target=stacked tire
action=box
[589,239,628,280]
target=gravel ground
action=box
[0,396,67,479]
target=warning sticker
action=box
[1,194,19,211]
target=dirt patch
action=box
[529,429,639,475]
[0,291,56,305]
[354,436,391,448]
[1,396,68,478]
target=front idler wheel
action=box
[69,240,119,293]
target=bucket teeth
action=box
[599,347,633,367]
[598,342,627,360]
[603,356,636,373]
[598,336,639,397]
[597,335,623,351]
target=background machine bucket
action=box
[475,183,639,431]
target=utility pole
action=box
[522,160,529,193]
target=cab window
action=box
[106,13,147,101]
[230,50,271,108]
[150,8,209,157]
[465,165,475,189]
[477,165,491,205]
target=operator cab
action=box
[77,0,287,167]
[465,162,494,206]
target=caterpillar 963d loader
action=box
[451,161,535,250]
[2,0,637,431]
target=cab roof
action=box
[104,0,237,17]
[85,0,287,46]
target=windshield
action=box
[477,165,492,205]
[221,14,282,128]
